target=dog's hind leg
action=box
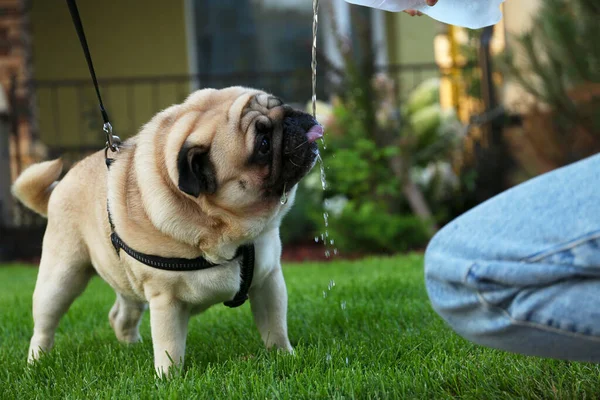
[28,224,94,362]
[109,293,146,344]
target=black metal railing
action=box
[26,63,446,167]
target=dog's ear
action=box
[177,144,217,197]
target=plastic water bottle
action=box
[344,0,505,29]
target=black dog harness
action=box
[106,195,255,308]
[67,0,255,308]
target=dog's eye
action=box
[258,137,271,155]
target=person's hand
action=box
[404,0,437,16]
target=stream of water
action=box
[311,0,339,259]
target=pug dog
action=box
[12,87,323,376]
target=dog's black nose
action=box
[283,112,321,141]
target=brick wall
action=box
[0,0,38,183]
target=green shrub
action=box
[324,200,430,254]
[304,90,439,254]
[405,78,441,116]
[280,20,467,253]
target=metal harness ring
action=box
[103,122,121,153]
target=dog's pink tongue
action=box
[307,125,324,143]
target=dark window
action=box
[193,0,325,104]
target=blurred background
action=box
[0,0,598,262]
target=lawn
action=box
[1,254,599,399]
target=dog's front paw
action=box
[27,335,54,363]
[278,345,295,355]
[155,362,183,380]
[264,333,293,354]
[277,342,294,354]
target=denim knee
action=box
[423,224,600,362]
[422,154,600,361]
[423,226,484,338]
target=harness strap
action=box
[110,232,218,271]
[224,244,255,308]
[107,201,254,307]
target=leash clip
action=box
[104,122,121,153]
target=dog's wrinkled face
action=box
[168,87,322,218]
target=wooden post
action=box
[0,83,13,227]
[447,25,461,117]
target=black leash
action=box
[66,0,254,308]
[65,0,120,155]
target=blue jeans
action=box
[425,153,600,362]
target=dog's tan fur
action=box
[12,87,315,376]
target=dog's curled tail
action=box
[12,159,63,217]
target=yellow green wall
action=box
[385,12,439,99]
[386,13,438,65]
[31,0,189,149]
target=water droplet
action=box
[329,239,334,245]
[326,353,332,362]
[328,280,336,290]
[315,147,337,264]
[318,155,327,191]
[280,183,288,205]
[322,291,327,298]
[314,236,319,243]
[341,300,346,310]
[334,248,338,255]
[345,357,349,365]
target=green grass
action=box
[1,254,599,399]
